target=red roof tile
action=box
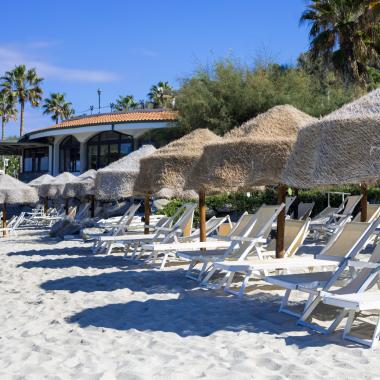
[33,110,178,133]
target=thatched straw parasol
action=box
[63,169,97,199]
[0,173,38,235]
[134,129,223,239]
[185,105,316,256]
[283,89,380,222]
[29,174,55,213]
[95,145,156,201]
[38,172,78,215]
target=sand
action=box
[0,230,379,379]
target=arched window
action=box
[87,131,133,169]
[59,136,80,172]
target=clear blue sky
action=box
[0,0,310,137]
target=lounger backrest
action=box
[113,203,141,235]
[353,204,380,223]
[266,218,310,257]
[227,204,285,260]
[285,196,297,214]
[161,204,196,242]
[227,212,250,237]
[333,244,380,295]
[297,202,315,220]
[250,204,284,240]
[342,195,362,216]
[317,221,372,261]
[189,216,229,239]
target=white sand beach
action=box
[1,230,379,380]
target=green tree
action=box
[114,95,137,111]
[42,93,74,124]
[0,89,17,141]
[1,65,43,137]
[148,81,174,108]
[300,0,380,84]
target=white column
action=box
[53,137,63,175]
[48,145,53,175]
[80,141,87,173]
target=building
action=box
[0,109,178,181]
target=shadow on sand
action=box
[66,290,354,347]
[9,245,92,258]
[41,269,195,294]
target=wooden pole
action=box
[44,197,48,215]
[90,195,95,218]
[2,203,7,237]
[276,184,287,258]
[144,193,151,235]
[360,182,368,222]
[199,190,206,242]
[293,188,299,219]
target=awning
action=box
[0,141,49,155]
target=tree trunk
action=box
[20,100,25,137]
[1,117,5,141]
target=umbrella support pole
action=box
[144,194,151,235]
[90,195,95,218]
[2,203,6,237]
[65,199,69,215]
[199,190,206,242]
[276,184,287,258]
[293,188,299,219]
[44,197,48,215]
[361,183,368,222]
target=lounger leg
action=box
[197,262,209,281]
[371,312,380,349]
[238,272,252,297]
[343,310,356,342]
[279,289,299,317]
[200,266,217,286]
[327,309,348,334]
[106,243,114,255]
[297,296,326,333]
[160,253,168,270]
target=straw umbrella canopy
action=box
[185,105,316,256]
[29,174,55,213]
[38,172,79,200]
[283,89,380,221]
[95,145,156,201]
[133,129,223,239]
[0,173,38,234]
[63,169,97,199]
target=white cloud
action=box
[0,46,119,83]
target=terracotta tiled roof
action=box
[33,109,178,133]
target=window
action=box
[23,147,49,173]
[59,136,80,173]
[87,131,133,169]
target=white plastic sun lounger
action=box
[297,242,380,338]
[140,215,232,269]
[104,203,197,258]
[0,212,26,237]
[201,218,311,296]
[92,203,141,253]
[177,204,285,281]
[264,219,380,316]
[322,292,380,348]
[311,195,362,237]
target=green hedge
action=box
[159,185,380,226]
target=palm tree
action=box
[0,89,17,141]
[300,0,380,84]
[114,95,137,111]
[148,81,174,108]
[42,93,74,124]
[1,65,43,137]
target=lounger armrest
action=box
[347,261,380,270]
[332,213,349,218]
[230,236,267,244]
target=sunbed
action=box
[176,204,285,281]
[103,203,197,258]
[201,218,310,296]
[297,243,380,339]
[264,218,380,316]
